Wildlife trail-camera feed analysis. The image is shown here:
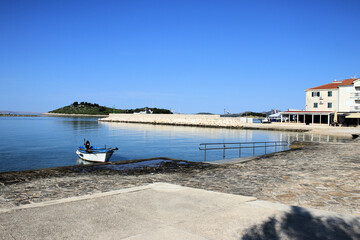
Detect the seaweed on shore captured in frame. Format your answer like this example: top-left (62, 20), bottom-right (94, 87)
top-left (0, 159), bottom-right (218, 186)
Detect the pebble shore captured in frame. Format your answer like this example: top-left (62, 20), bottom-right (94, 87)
top-left (1, 140), bottom-right (359, 216)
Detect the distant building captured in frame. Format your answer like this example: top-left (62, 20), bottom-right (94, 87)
top-left (305, 78), bottom-right (360, 112)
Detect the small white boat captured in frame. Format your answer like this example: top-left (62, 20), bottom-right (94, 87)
top-left (261, 118), bottom-right (271, 124)
top-left (76, 140), bottom-right (118, 162)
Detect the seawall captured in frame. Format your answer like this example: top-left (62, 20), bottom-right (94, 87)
top-left (98, 114), bottom-right (313, 132)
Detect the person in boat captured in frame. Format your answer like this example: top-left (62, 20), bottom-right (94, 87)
top-left (85, 140), bottom-right (93, 153)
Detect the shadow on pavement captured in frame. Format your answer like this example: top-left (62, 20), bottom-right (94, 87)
top-left (242, 206), bottom-right (360, 240)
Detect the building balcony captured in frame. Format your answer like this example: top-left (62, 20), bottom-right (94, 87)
top-left (350, 92), bottom-right (360, 99)
top-left (350, 105), bottom-right (360, 111)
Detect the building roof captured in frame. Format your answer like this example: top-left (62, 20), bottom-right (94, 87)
top-left (339, 78), bottom-right (359, 86)
top-left (307, 82), bottom-right (341, 90)
top-left (307, 78), bottom-right (360, 90)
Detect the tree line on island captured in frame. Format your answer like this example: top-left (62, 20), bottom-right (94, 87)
top-left (49, 102), bottom-right (277, 117)
top-left (49, 102), bottom-right (173, 115)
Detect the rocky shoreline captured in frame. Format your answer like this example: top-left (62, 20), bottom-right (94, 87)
top-left (1, 140), bottom-right (359, 216)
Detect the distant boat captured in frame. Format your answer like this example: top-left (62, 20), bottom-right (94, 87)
top-left (76, 140), bottom-right (118, 162)
top-left (261, 118), bottom-right (271, 124)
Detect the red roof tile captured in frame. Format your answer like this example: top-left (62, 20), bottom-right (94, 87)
top-left (339, 78), bottom-right (359, 86)
top-left (307, 78), bottom-right (360, 90)
top-left (307, 82), bottom-right (341, 90)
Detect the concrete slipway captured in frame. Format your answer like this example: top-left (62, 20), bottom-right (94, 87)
top-left (1, 183), bottom-right (359, 240)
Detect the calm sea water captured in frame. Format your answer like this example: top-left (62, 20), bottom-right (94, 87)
top-left (0, 116), bottom-right (348, 172)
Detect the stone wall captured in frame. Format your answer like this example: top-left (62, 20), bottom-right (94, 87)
top-left (99, 114), bottom-right (257, 127)
top-left (98, 114), bottom-right (310, 132)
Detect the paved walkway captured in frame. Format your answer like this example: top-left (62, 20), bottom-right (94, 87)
top-left (1, 183), bottom-right (359, 240)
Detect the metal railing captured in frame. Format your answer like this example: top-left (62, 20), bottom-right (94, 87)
top-left (199, 141), bottom-right (289, 161)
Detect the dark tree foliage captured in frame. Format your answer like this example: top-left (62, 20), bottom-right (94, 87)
top-left (240, 111), bottom-right (266, 117)
top-left (152, 108), bottom-right (172, 114)
top-left (131, 107), bottom-right (172, 114)
top-left (50, 102), bottom-right (172, 115)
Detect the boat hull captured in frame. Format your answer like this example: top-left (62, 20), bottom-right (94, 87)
top-left (76, 149), bottom-right (114, 162)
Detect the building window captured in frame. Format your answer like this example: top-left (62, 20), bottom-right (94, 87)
top-left (328, 91), bottom-right (332, 97)
top-left (328, 102), bottom-right (332, 108)
top-left (312, 92), bottom-right (320, 97)
top-left (314, 103), bottom-right (318, 108)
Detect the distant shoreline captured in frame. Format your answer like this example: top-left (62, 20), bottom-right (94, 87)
top-left (42, 113), bottom-right (109, 117)
top-left (0, 114), bottom-right (42, 117)
top-left (0, 113), bottom-right (109, 117)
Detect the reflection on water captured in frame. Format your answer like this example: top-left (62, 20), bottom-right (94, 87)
top-left (0, 117), bottom-right (352, 172)
top-left (76, 158), bottom-right (95, 165)
top-left (101, 122), bottom-right (254, 139)
top-left (287, 132), bottom-right (346, 143)
top-left (99, 122), bottom-right (351, 163)
top-left (101, 122), bottom-right (349, 143)
top-left (59, 118), bottom-right (100, 131)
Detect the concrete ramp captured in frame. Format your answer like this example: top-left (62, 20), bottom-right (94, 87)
top-left (0, 183), bottom-right (359, 240)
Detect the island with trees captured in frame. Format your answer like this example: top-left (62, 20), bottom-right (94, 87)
top-left (48, 102), bottom-right (173, 115)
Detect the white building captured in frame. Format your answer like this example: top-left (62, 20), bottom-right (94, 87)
top-left (280, 77), bottom-right (360, 126)
top-left (338, 78), bottom-right (360, 112)
top-left (305, 78), bottom-right (360, 112)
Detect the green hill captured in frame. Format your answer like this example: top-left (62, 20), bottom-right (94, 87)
top-left (49, 102), bottom-right (172, 115)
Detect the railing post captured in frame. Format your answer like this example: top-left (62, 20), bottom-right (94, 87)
top-left (204, 145), bottom-right (207, 162)
top-left (239, 143), bottom-right (241, 158)
top-left (265, 142), bottom-right (267, 154)
top-left (223, 143), bottom-right (225, 159)
top-left (200, 141), bottom-right (289, 163)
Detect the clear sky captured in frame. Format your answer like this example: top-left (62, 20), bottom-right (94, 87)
top-left (1, 0), bottom-right (359, 113)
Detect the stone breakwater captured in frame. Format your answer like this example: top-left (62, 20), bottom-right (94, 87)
top-left (99, 114), bottom-right (313, 132)
top-left (99, 114), bottom-right (360, 137)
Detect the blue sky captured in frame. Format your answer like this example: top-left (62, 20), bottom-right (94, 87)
top-left (1, 0), bottom-right (359, 113)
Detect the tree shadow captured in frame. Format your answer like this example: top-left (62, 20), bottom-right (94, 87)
top-left (242, 206), bottom-right (360, 240)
